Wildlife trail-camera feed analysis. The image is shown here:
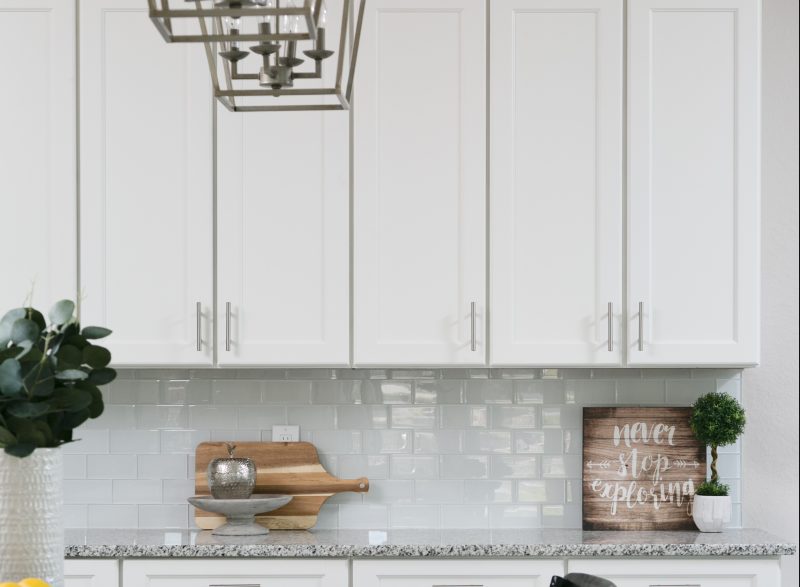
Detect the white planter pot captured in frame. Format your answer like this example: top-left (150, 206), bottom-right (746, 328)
top-left (0, 448), bottom-right (64, 587)
top-left (692, 494), bottom-right (732, 533)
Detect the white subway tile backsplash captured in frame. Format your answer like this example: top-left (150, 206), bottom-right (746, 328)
top-left (414, 430), bottom-right (462, 454)
top-left (440, 455), bottom-right (488, 479)
top-left (441, 505), bottom-right (488, 529)
top-left (337, 405), bottom-right (389, 429)
top-left (138, 454), bottom-right (188, 480)
top-left (110, 429), bottom-right (160, 454)
top-left (414, 480), bottom-right (464, 504)
top-left (464, 480), bottom-right (513, 504)
top-left (113, 480), bottom-right (162, 504)
top-left (87, 454), bottom-right (137, 479)
top-left (390, 455), bottom-right (439, 479)
top-left (391, 406), bottom-right (437, 428)
top-left (88, 505), bottom-right (138, 528)
top-left (490, 406), bottom-right (538, 429)
top-left (67, 368), bottom-right (743, 530)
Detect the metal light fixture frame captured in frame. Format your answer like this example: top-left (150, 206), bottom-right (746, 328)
top-left (148, 0), bottom-right (366, 112)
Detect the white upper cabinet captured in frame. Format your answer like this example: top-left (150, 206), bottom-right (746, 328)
top-left (0, 0), bottom-right (76, 312)
top-left (490, 0), bottom-right (623, 366)
top-left (628, 0), bottom-right (760, 366)
top-left (353, 0), bottom-right (487, 366)
top-left (217, 27), bottom-right (350, 366)
top-left (80, 0), bottom-right (213, 365)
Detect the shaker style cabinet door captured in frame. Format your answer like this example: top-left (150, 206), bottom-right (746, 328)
top-left (65, 560), bottom-right (119, 587)
top-left (568, 558), bottom-right (781, 586)
top-left (353, 0), bottom-right (487, 366)
top-left (216, 0), bottom-right (349, 367)
top-left (79, 0), bottom-right (213, 365)
top-left (122, 559), bottom-right (349, 586)
top-left (353, 560), bottom-right (566, 587)
top-left (490, 0), bottom-right (623, 366)
top-left (627, 0), bottom-right (760, 366)
top-left (0, 0), bottom-right (76, 312)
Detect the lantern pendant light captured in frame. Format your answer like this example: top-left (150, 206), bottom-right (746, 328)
top-left (148, 0), bottom-right (366, 112)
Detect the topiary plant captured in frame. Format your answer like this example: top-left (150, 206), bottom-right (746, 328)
top-left (0, 300), bottom-right (115, 458)
top-left (689, 391), bottom-right (746, 496)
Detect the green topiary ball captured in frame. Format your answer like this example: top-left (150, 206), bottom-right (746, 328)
top-left (690, 391), bottom-right (746, 447)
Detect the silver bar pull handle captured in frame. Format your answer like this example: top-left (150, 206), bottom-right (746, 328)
top-left (225, 302), bottom-right (232, 352)
top-left (196, 302), bottom-right (202, 352)
top-left (470, 301), bottom-right (477, 352)
top-left (607, 301), bottom-right (613, 352)
top-left (209, 584), bottom-right (261, 587)
top-left (638, 301), bottom-right (644, 351)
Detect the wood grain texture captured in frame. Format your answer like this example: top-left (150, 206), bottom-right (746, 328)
top-left (582, 407), bottom-right (705, 531)
top-left (194, 442), bottom-right (369, 530)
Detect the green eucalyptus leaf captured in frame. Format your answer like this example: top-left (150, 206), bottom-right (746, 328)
top-left (65, 335), bottom-right (89, 350)
top-left (48, 388), bottom-right (93, 413)
top-left (55, 369), bottom-right (89, 382)
top-left (83, 345), bottom-right (111, 368)
top-left (25, 308), bottom-right (47, 331)
top-left (48, 300), bottom-right (75, 326)
top-left (57, 344), bottom-right (83, 369)
top-left (7, 400), bottom-right (50, 418)
top-left (4, 443), bottom-right (36, 458)
top-left (88, 367), bottom-right (116, 386)
top-left (0, 426), bottom-right (15, 446)
top-left (81, 326), bottom-right (112, 340)
top-left (27, 363), bottom-right (55, 398)
top-left (0, 308), bottom-right (26, 346)
top-left (0, 358), bottom-right (23, 396)
top-left (31, 420), bottom-right (54, 445)
top-left (62, 408), bottom-right (90, 430)
top-left (10, 319), bottom-right (39, 344)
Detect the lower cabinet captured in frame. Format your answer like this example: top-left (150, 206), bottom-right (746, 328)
top-left (121, 560), bottom-right (348, 587)
top-left (65, 560), bottom-right (119, 587)
top-left (353, 560), bottom-right (564, 586)
top-left (568, 559), bottom-right (781, 587)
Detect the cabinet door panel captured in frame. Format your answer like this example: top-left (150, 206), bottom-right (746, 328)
top-left (123, 559), bottom-right (348, 587)
top-left (80, 0), bottom-right (213, 365)
top-left (490, 0), bottom-right (623, 366)
top-left (0, 0), bottom-right (76, 312)
top-left (628, 0), bottom-right (760, 365)
top-left (568, 558), bottom-right (781, 587)
top-left (354, 0), bottom-right (486, 366)
top-left (217, 6), bottom-right (349, 367)
top-left (65, 560), bottom-right (119, 587)
top-left (353, 560), bottom-right (565, 587)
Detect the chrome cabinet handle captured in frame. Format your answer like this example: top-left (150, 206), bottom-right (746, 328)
top-left (196, 302), bottom-right (202, 352)
top-left (607, 301), bottom-right (613, 352)
top-left (225, 302), bottom-right (232, 352)
top-left (470, 301), bottom-right (477, 352)
top-left (432, 584), bottom-right (483, 587)
top-left (209, 584), bottom-right (260, 587)
top-left (638, 301), bottom-right (644, 351)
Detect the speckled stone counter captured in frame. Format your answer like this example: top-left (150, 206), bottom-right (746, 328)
top-left (64, 528), bottom-right (796, 559)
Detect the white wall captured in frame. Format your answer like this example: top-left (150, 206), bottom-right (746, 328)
top-left (743, 0), bottom-right (800, 585)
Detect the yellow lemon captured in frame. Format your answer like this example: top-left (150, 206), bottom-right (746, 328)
top-left (19, 580), bottom-right (50, 587)
top-left (0, 582), bottom-right (20, 587)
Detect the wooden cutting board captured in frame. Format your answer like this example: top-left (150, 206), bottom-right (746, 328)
top-left (194, 441), bottom-right (369, 530)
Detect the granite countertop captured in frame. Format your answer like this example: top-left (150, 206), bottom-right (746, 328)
top-left (64, 528), bottom-right (796, 559)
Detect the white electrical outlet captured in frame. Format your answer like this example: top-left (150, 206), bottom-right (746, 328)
top-left (272, 425), bottom-right (300, 442)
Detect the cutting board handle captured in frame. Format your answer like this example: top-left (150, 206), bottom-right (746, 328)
top-left (336, 476), bottom-right (370, 493)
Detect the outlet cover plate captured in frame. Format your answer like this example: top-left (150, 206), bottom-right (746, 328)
top-left (272, 425), bottom-right (300, 442)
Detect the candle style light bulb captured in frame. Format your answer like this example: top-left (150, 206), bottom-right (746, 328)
top-left (303, 0), bottom-right (333, 61)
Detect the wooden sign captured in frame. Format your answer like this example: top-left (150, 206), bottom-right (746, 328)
top-left (582, 407), bottom-right (705, 531)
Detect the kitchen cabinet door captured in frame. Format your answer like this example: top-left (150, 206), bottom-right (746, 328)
top-left (65, 560), bottom-right (119, 587)
top-left (353, 560), bottom-right (565, 586)
top-left (353, 0), bottom-right (487, 366)
top-left (122, 559), bottom-right (348, 586)
top-left (490, 0), bottom-right (623, 366)
top-left (628, 0), bottom-right (760, 366)
top-left (0, 0), bottom-right (76, 312)
top-left (79, 0), bottom-right (213, 366)
top-left (216, 3), bottom-right (349, 366)
top-left (568, 558), bottom-right (781, 587)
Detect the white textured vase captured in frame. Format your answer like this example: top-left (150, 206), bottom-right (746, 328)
top-left (0, 448), bottom-right (64, 587)
top-left (692, 494), bottom-right (732, 532)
